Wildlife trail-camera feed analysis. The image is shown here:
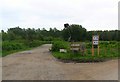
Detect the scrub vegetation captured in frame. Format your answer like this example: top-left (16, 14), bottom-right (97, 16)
top-left (52, 41), bottom-right (119, 62)
top-left (1, 24), bottom-right (119, 60)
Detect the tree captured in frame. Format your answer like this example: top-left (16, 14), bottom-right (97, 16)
top-left (62, 24), bottom-right (87, 42)
top-left (26, 28), bottom-right (36, 41)
top-left (1, 25), bottom-right (119, 42)
top-left (1, 30), bottom-right (8, 41)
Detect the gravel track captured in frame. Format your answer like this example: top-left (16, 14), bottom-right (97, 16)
top-left (2, 44), bottom-right (118, 80)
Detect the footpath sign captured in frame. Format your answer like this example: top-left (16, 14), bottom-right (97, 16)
top-left (92, 35), bottom-right (99, 56)
top-left (70, 43), bottom-right (80, 51)
top-left (92, 35), bottom-right (99, 47)
top-left (70, 42), bottom-right (86, 55)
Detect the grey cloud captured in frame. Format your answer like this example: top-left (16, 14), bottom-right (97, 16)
top-left (0, 0), bottom-right (119, 31)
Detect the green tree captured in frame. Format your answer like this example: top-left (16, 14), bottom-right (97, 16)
top-left (62, 24), bottom-right (87, 42)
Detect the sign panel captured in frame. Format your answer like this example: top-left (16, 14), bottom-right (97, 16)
top-left (93, 41), bottom-right (98, 45)
top-left (70, 48), bottom-right (79, 51)
top-left (93, 35), bottom-right (99, 41)
top-left (92, 35), bottom-right (99, 46)
top-left (71, 44), bottom-right (80, 47)
top-left (70, 43), bottom-right (80, 51)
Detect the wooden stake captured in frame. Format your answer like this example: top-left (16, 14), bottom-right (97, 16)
top-left (98, 46), bottom-right (99, 56)
top-left (92, 45), bottom-right (94, 56)
top-left (92, 34), bottom-right (94, 56)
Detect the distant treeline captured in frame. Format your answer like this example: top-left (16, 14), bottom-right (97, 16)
top-left (1, 24), bottom-right (120, 41)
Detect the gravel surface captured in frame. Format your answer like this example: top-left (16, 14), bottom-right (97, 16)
top-left (2, 44), bottom-right (118, 80)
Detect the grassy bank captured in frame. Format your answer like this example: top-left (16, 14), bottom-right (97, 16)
top-left (2, 40), bottom-right (52, 57)
top-left (52, 41), bottom-right (119, 62)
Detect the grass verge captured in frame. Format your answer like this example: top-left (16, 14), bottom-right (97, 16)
top-left (2, 40), bottom-right (52, 57)
top-left (52, 51), bottom-right (118, 63)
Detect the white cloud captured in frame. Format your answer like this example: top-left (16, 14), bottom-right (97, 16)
top-left (0, 0), bottom-right (119, 31)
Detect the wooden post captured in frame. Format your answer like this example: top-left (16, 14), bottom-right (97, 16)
top-left (92, 35), bottom-right (94, 56)
top-left (92, 45), bottom-right (94, 56)
top-left (98, 35), bottom-right (99, 56)
top-left (98, 46), bottom-right (99, 56)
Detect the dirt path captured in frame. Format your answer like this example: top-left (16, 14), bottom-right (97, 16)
top-left (2, 44), bottom-right (118, 80)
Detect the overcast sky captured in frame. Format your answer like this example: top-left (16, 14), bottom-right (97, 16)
top-left (0, 0), bottom-right (119, 31)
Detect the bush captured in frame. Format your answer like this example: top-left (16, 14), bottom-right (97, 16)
top-left (24, 40), bottom-right (53, 47)
top-left (2, 41), bottom-right (25, 51)
top-left (43, 36), bottom-right (53, 41)
top-left (51, 41), bottom-right (69, 51)
top-left (25, 40), bottom-right (43, 47)
top-left (2, 40), bottom-right (49, 57)
top-left (86, 42), bottom-right (92, 48)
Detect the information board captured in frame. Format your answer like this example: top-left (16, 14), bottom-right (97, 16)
top-left (92, 35), bottom-right (99, 45)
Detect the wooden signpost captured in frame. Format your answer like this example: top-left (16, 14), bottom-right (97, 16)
top-left (70, 42), bottom-right (80, 53)
top-left (92, 35), bottom-right (99, 56)
top-left (70, 42), bottom-right (85, 55)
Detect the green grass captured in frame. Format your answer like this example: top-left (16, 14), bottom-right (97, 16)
top-left (2, 47), bottom-right (32, 57)
top-left (52, 41), bottom-right (119, 62)
top-left (51, 41), bottom-right (70, 51)
top-left (52, 52), bottom-right (106, 62)
top-left (2, 40), bottom-right (52, 57)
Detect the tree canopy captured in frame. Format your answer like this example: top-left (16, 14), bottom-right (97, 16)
top-left (1, 24), bottom-right (119, 41)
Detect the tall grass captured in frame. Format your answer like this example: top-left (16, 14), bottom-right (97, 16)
top-left (2, 40), bottom-right (52, 57)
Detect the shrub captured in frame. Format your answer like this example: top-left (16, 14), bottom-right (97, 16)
top-left (2, 40), bottom-right (48, 57)
top-left (27, 40), bottom-right (43, 47)
top-left (86, 42), bottom-right (92, 48)
top-left (2, 41), bottom-right (25, 51)
top-left (51, 41), bottom-right (69, 51)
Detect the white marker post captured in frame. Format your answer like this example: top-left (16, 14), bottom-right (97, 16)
top-left (92, 35), bottom-right (99, 56)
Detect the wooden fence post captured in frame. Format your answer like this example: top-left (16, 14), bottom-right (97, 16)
top-left (98, 46), bottom-right (100, 56)
top-left (92, 45), bottom-right (94, 56)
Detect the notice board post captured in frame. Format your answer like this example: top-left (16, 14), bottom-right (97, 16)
top-left (92, 35), bottom-right (99, 56)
